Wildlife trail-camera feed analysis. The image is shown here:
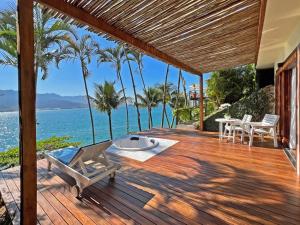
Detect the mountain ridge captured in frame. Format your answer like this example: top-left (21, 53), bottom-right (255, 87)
top-left (0, 89), bottom-right (88, 112)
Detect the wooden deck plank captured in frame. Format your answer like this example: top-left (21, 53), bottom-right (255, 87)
top-left (1, 129), bottom-right (300, 225)
top-left (37, 162), bottom-right (132, 225)
top-left (113, 160), bottom-right (300, 225)
top-left (3, 166), bottom-right (65, 225)
top-left (1, 166), bottom-right (60, 225)
top-left (5, 167), bottom-right (52, 225)
top-left (0, 171), bottom-right (20, 224)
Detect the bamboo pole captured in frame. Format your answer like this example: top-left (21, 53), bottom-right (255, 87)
top-left (17, 0), bottom-right (37, 224)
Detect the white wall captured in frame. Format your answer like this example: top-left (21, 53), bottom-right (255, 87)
top-left (257, 0), bottom-right (300, 69)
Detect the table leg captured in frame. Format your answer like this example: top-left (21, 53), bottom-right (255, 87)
top-left (233, 127), bottom-right (236, 143)
top-left (249, 128), bottom-right (254, 147)
top-left (219, 122), bottom-right (223, 140)
top-left (241, 130), bottom-right (244, 144)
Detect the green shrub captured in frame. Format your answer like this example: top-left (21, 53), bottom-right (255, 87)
top-left (174, 107), bottom-right (200, 123)
top-left (0, 136), bottom-right (80, 169)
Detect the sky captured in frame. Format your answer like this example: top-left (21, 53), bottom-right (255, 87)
top-left (0, 0), bottom-right (211, 97)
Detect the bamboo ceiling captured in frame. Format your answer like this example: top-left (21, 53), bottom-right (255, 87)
top-left (40, 0), bottom-right (263, 74)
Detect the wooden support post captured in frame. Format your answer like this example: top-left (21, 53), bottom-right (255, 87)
top-left (199, 74), bottom-right (204, 131)
top-left (17, 0), bottom-right (37, 224)
top-left (296, 46), bottom-right (300, 176)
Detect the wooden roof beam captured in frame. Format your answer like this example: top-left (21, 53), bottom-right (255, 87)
top-left (36, 0), bottom-right (202, 76)
top-left (255, 0), bottom-right (267, 64)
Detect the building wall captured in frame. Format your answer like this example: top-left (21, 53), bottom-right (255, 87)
top-left (274, 23), bottom-right (300, 71)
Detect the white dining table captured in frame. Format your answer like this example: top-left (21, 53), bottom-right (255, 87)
top-left (215, 118), bottom-right (241, 140)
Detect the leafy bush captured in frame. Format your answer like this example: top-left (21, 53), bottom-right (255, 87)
top-left (174, 107), bottom-right (200, 123)
top-left (0, 136), bottom-right (80, 169)
top-left (205, 101), bottom-right (216, 116)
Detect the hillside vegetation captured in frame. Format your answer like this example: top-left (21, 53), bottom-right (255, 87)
top-left (0, 136), bottom-right (80, 169)
top-left (204, 85), bottom-right (275, 131)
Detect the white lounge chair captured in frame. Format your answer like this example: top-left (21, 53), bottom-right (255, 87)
top-left (231, 114), bottom-right (253, 143)
top-left (243, 114), bottom-right (280, 147)
top-left (45, 140), bottom-right (121, 198)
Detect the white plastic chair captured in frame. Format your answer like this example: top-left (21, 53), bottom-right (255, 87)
top-left (224, 115), bottom-right (252, 141)
top-left (232, 114), bottom-right (252, 143)
top-left (244, 114), bottom-right (280, 147)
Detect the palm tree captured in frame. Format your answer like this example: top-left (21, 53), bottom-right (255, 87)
top-left (0, 4), bottom-right (76, 84)
top-left (157, 81), bottom-right (175, 128)
top-left (123, 46), bottom-right (142, 131)
top-left (129, 51), bottom-right (146, 92)
top-left (160, 64), bottom-right (170, 128)
top-left (96, 45), bottom-right (130, 133)
top-left (92, 81), bottom-right (123, 140)
top-left (129, 50), bottom-right (153, 128)
top-left (180, 72), bottom-right (189, 107)
top-left (171, 69), bottom-right (182, 128)
top-left (0, 6), bottom-right (17, 67)
top-left (137, 87), bottom-right (161, 129)
top-left (64, 35), bottom-right (96, 144)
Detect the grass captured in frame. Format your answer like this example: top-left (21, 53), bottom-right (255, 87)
top-left (0, 136), bottom-right (80, 169)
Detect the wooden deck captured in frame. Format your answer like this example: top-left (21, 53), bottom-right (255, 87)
top-left (1, 129), bottom-right (300, 225)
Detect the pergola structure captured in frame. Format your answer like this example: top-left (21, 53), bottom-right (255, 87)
top-left (17, 0), bottom-right (266, 224)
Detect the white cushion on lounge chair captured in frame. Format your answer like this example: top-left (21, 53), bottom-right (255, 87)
top-left (48, 147), bottom-right (80, 165)
top-left (253, 128), bottom-right (269, 134)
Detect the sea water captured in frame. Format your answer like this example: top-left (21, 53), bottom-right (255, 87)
top-left (0, 105), bottom-right (173, 151)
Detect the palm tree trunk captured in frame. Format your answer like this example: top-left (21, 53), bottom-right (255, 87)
top-left (138, 64), bottom-right (147, 92)
top-left (82, 68), bottom-right (96, 144)
top-left (147, 106), bottom-right (151, 129)
top-left (165, 107), bottom-right (171, 127)
top-left (181, 72), bottom-right (188, 107)
top-left (171, 69), bottom-right (181, 128)
top-left (149, 107), bottom-right (153, 128)
top-left (108, 111), bottom-right (113, 140)
top-left (125, 51), bottom-right (142, 131)
top-left (138, 64), bottom-right (152, 127)
top-left (35, 59), bottom-right (39, 90)
top-left (118, 71), bottom-right (130, 134)
top-left (161, 64), bottom-right (169, 128)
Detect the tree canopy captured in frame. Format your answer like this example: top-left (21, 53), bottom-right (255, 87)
top-left (206, 64), bottom-right (256, 110)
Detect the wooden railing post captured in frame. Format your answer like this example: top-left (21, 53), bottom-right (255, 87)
top-left (17, 0), bottom-right (37, 224)
top-left (199, 74), bottom-right (204, 131)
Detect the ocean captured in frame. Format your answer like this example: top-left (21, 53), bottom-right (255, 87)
top-left (0, 105), bottom-right (173, 151)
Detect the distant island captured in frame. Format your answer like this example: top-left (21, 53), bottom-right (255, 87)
top-left (0, 90), bottom-right (88, 112)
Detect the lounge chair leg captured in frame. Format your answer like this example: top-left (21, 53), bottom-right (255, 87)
top-left (273, 129), bottom-right (278, 148)
top-left (47, 161), bottom-right (52, 171)
top-left (109, 172), bottom-right (116, 182)
top-left (72, 183), bottom-right (83, 198)
top-left (233, 129), bottom-right (236, 143)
